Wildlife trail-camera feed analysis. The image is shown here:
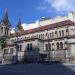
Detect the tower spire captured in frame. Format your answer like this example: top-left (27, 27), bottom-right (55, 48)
top-left (2, 8), bottom-right (11, 26)
top-left (16, 18), bottom-right (24, 31)
top-left (3, 8), bottom-right (8, 22)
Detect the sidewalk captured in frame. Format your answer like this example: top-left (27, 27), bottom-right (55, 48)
top-left (62, 63), bottom-right (75, 66)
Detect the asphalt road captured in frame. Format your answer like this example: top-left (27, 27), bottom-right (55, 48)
top-left (0, 63), bottom-right (75, 75)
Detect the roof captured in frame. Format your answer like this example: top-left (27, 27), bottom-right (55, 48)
top-left (11, 20), bottom-right (75, 37)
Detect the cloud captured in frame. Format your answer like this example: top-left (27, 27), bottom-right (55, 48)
top-left (22, 21), bottom-right (39, 30)
top-left (11, 21), bottom-right (40, 33)
top-left (37, 0), bottom-right (75, 13)
top-left (11, 28), bottom-right (15, 33)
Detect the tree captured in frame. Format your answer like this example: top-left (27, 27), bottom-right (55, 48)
top-left (0, 37), bottom-right (7, 49)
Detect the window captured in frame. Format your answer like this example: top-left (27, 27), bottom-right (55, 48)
top-left (10, 48), bottom-right (13, 54)
top-left (60, 42), bottom-right (63, 49)
top-left (43, 34), bottom-right (44, 39)
top-left (66, 28), bottom-right (69, 36)
top-left (52, 32), bottom-right (54, 38)
top-left (41, 34), bottom-right (42, 39)
top-left (45, 44), bottom-right (48, 51)
top-left (49, 43), bottom-right (51, 50)
top-left (19, 45), bottom-right (22, 51)
top-left (62, 30), bottom-right (64, 36)
top-left (27, 44), bottom-right (29, 50)
top-left (30, 43), bottom-right (32, 50)
top-left (4, 49), bottom-right (8, 54)
top-left (5, 27), bottom-right (8, 35)
top-left (56, 42), bottom-right (60, 50)
top-left (27, 43), bottom-right (33, 51)
top-left (55, 31), bottom-right (58, 37)
top-left (59, 31), bottom-right (62, 37)
top-left (36, 34), bottom-right (38, 38)
top-left (66, 28), bottom-right (68, 32)
top-left (45, 43), bottom-right (51, 51)
top-left (55, 31), bottom-right (57, 34)
top-left (50, 33), bottom-right (51, 38)
top-left (39, 35), bottom-right (41, 39)
top-left (52, 43), bottom-right (55, 50)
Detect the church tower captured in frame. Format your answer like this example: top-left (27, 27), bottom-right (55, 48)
top-left (16, 18), bottom-right (24, 32)
top-left (0, 8), bottom-right (11, 37)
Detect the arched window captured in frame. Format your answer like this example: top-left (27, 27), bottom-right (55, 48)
top-left (55, 31), bottom-right (58, 37)
top-left (55, 31), bottom-right (57, 34)
top-left (46, 33), bottom-right (48, 36)
top-left (18, 45), bottom-right (22, 51)
top-left (5, 27), bottom-right (8, 35)
top-left (49, 43), bottom-right (51, 50)
top-left (39, 35), bottom-right (40, 39)
top-left (27, 44), bottom-right (29, 51)
top-left (60, 42), bottom-right (63, 49)
top-left (27, 43), bottom-right (33, 51)
top-left (43, 34), bottom-right (44, 39)
top-left (36, 34), bottom-right (38, 38)
top-left (59, 31), bottom-right (61, 37)
top-left (56, 42), bottom-right (60, 50)
top-left (52, 32), bottom-right (54, 38)
top-left (62, 30), bottom-right (64, 36)
top-left (52, 43), bottom-right (55, 50)
top-left (66, 28), bottom-right (69, 36)
top-left (45, 44), bottom-right (48, 51)
top-left (41, 34), bottom-right (42, 39)
top-left (50, 33), bottom-right (51, 38)
top-left (45, 43), bottom-right (51, 51)
top-left (30, 43), bottom-right (32, 50)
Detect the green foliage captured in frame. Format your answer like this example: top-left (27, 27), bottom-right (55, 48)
top-left (0, 37), bottom-right (7, 49)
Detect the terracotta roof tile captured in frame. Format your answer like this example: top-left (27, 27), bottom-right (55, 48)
top-left (11, 20), bottom-right (74, 37)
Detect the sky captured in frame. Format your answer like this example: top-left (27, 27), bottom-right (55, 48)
top-left (0, 0), bottom-right (75, 28)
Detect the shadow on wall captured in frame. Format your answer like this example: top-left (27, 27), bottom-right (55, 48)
top-left (20, 46), bottom-right (40, 63)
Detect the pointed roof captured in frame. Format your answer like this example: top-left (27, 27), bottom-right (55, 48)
top-left (16, 18), bottom-right (24, 31)
top-left (0, 8), bottom-right (11, 27)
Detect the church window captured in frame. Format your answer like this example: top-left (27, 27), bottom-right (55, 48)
top-left (62, 30), bottom-right (64, 36)
top-left (60, 42), bottom-right (63, 49)
top-left (56, 42), bottom-right (60, 50)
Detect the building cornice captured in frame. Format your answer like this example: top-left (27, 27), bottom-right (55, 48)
top-left (10, 20), bottom-right (75, 38)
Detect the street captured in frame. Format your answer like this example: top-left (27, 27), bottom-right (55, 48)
top-left (0, 63), bottom-right (75, 75)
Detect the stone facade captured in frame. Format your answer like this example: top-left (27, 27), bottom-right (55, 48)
top-left (1, 20), bottom-right (75, 64)
top-left (0, 10), bottom-right (75, 64)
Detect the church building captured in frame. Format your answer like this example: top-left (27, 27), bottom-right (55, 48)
top-left (0, 9), bottom-right (75, 64)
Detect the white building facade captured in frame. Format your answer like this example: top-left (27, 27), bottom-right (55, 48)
top-left (0, 11), bottom-right (75, 64)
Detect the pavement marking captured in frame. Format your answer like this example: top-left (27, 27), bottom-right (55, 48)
top-left (3, 70), bottom-right (27, 73)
